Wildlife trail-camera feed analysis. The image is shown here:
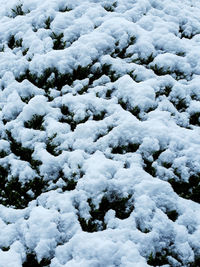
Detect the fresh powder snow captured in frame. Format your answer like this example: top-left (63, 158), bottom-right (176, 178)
top-left (0, 0), bottom-right (200, 266)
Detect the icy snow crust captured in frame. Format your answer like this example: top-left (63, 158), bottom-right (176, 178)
top-left (0, 0), bottom-right (200, 266)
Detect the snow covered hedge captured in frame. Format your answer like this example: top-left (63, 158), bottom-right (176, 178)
top-left (0, 0), bottom-right (200, 266)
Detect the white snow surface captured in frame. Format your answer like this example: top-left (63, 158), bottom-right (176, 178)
top-left (0, 0), bottom-right (200, 266)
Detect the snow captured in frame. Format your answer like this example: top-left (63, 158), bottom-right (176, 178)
top-left (0, 249), bottom-right (22, 267)
top-left (0, 0), bottom-right (200, 266)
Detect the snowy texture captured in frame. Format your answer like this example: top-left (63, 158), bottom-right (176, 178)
top-left (0, 0), bottom-right (200, 266)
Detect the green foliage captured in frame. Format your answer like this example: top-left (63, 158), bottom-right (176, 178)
top-left (51, 32), bottom-right (66, 50)
top-left (7, 35), bottom-right (23, 49)
top-left (156, 85), bottom-right (172, 98)
top-left (118, 98), bottom-right (140, 118)
top-left (21, 95), bottom-right (34, 104)
top-left (0, 138), bottom-right (45, 209)
top-left (5, 130), bottom-right (42, 173)
top-left (0, 150), bottom-right (8, 158)
top-left (11, 3), bottom-right (24, 17)
top-left (178, 25), bottom-right (196, 39)
top-left (104, 2), bottom-right (117, 12)
top-left (0, 162), bottom-right (47, 209)
top-left (0, 165), bottom-right (8, 181)
top-left (171, 97), bottom-right (188, 112)
top-left (161, 161), bottom-right (172, 169)
top-left (105, 89), bottom-right (113, 99)
top-left (22, 47), bottom-right (29, 56)
top-left (16, 61), bottom-right (120, 94)
top-left (77, 85), bottom-right (88, 95)
top-left (130, 106), bottom-right (141, 117)
top-left (151, 64), bottom-right (187, 80)
top-left (150, 64), bottom-right (171, 76)
top-left (60, 105), bottom-right (69, 115)
top-left (189, 257), bottom-right (200, 267)
top-left (30, 159), bottom-right (42, 173)
top-left (147, 252), bottom-right (169, 266)
top-left (60, 108), bottom-right (92, 131)
top-left (17, 67), bottom-right (70, 91)
top-left (62, 179), bottom-right (77, 191)
top-left (73, 65), bottom-right (91, 81)
top-left (176, 51), bottom-right (186, 57)
top-left (153, 149), bottom-right (165, 160)
top-left (141, 149), bottom-right (165, 177)
top-left (147, 247), bottom-right (200, 266)
top-left (190, 112), bottom-right (200, 126)
top-left (1, 177), bottom-right (32, 208)
top-left (44, 17), bottom-right (52, 29)
top-left (1, 247), bottom-right (9, 251)
top-left (15, 38), bottom-right (23, 47)
top-left (168, 174), bottom-right (200, 203)
top-left (130, 36), bottom-right (136, 45)
top-left (112, 142), bottom-right (139, 154)
top-left (111, 36), bottom-right (136, 59)
top-left (166, 210), bottom-right (178, 221)
top-left (112, 46), bottom-right (127, 59)
top-left (7, 35), bottom-right (15, 49)
top-left (90, 63), bottom-right (119, 84)
top-left (143, 158), bottom-right (156, 177)
top-left (50, 169), bottom-right (83, 192)
top-left (93, 125), bottom-right (114, 142)
top-left (191, 92), bottom-right (200, 101)
top-left (59, 6), bottom-right (72, 12)
top-left (0, 45), bottom-right (4, 52)
top-left (92, 110), bottom-right (106, 121)
top-left (24, 115), bottom-right (44, 130)
top-left (173, 69), bottom-right (187, 80)
top-left (0, 160), bottom-right (44, 209)
top-left (23, 253), bottom-right (51, 267)
top-left (139, 53), bottom-right (155, 65)
top-left (46, 134), bottom-right (61, 156)
top-left (6, 130), bottom-right (34, 162)
top-left (79, 193), bottom-right (134, 232)
top-left (59, 113), bottom-right (76, 131)
top-left (127, 71), bottom-right (138, 82)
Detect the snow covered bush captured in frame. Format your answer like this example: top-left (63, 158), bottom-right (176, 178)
top-left (0, 0), bottom-right (200, 266)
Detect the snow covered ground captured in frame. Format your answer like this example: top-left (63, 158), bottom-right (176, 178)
top-left (0, 0), bottom-right (200, 266)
